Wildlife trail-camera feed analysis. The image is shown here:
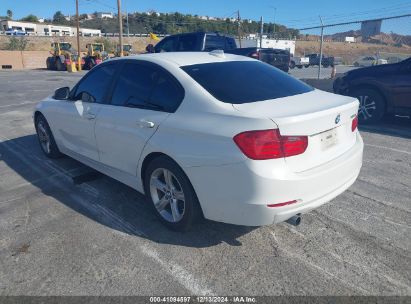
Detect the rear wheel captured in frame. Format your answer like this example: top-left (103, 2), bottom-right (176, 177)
top-left (46, 57), bottom-right (52, 70)
top-left (351, 88), bottom-right (385, 124)
top-left (297, 65), bottom-right (303, 69)
top-left (144, 156), bottom-right (202, 231)
top-left (35, 114), bottom-right (62, 158)
top-left (304, 64), bottom-right (310, 68)
top-left (56, 58), bottom-right (65, 71)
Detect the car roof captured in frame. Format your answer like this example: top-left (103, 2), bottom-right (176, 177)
top-left (110, 52), bottom-right (254, 67)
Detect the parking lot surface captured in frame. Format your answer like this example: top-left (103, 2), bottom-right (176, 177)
top-left (0, 70), bottom-right (410, 296)
top-left (289, 65), bottom-right (358, 79)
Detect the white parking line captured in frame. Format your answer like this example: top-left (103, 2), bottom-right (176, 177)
top-left (365, 143), bottom-right (411, 155)
top-left (0, 101), bottom-right (38, 108)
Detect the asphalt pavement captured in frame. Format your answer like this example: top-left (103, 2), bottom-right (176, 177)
top-left (0, 70), bottom-right (410, 296)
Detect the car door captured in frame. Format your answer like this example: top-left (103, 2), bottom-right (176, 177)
top-left (94, 60), bottom-right (184, 176)
top-left (49, 62), bottom-right (119, 161)
top-left (384, 59), bottom-right (411, 109)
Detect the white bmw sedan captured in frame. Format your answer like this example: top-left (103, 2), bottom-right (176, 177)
top-left (34, 52), bottom-right (363, 231)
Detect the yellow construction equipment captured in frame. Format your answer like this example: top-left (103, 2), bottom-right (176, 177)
top-left (46, 42), bottom-right (83, 71)
top-left (114, 44), bottom-right (133, 57)
top-left (83, 43), bottom-right (109, 70)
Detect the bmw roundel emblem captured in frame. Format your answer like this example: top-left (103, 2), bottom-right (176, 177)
top-left (335, 114), bottom-right (341, 124)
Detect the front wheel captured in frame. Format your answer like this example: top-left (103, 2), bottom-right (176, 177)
top-left (144, 156), bottom-right (202, 231)
top-left (35, 115), bottom-right (62, 158)
top-left (351, 88), bottom-right (385, 124)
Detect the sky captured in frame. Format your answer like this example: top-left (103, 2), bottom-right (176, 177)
top-left (2, 0), bottom-right (410, 35)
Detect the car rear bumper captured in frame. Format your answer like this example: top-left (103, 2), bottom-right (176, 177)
top-left (185, 132), bottom-right (363, 226)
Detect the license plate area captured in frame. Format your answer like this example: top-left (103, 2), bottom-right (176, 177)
top-left (320, 128), bottom-right (338, 150)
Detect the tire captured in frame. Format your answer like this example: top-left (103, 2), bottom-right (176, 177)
top-left (88, 58), bottom-right (96, 69)
top-left (56, 58), bottom-right (66, 71)
top-left (46, 57), bottom-right (52, 70)
top-left (143, 156), bottom-right (202, 231)
top-left (289, 61), bottom-right (296, 69)
top-left (304, 64), bottom-right (310, 68)
top-left (297, 65), bottom-right (303, 69)
top-left (351, 88), bottom-right (385, 124)
top-left (35, 114), bottom-right (63, 158)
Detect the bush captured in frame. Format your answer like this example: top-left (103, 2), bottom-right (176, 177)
top-left (6, 37), bottom-right (28, 51)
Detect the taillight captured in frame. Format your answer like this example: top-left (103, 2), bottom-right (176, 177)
top-left (352, 115), bottom-right (358, 132)
top-left (250, 51), bottom-right (260, 60)
top-left (233, 129), bottom-right (308, 160)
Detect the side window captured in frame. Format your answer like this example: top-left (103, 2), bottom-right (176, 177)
top-left (204, 35), bottom-right (226, 51)
top-left (110, 63), bottom-right (157, 107)
top-left (176, 34), bottom-right (197, 51)
top-left (150, 71), bottom-right (184, 112)
top-left (73, 63), bottom-right (117, 103)
top-left (110, 62), bottom-right (184, 112)
top-left (155, 37), bottom-right (176, 52)
top-left (225, 37), bottom-right (236, 50)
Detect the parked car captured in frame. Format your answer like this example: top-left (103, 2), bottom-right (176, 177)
top-left (226, 47), bottom-right (290, 72)
top-left (353, 56), bottom-right (387, 67)
top-left (334, 57), bottom-right (411, 123)
top-left (34, 52), bottom-right (363, 231)
top-left (306, 53), bottom-right (343, 67)
top-left (148, 31), bottom-right (290, 71)
top-left (290, 56), bottom-right (310, 69)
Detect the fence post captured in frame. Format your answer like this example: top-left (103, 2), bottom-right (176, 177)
top-left (318, 16), bottom-right (324, 80)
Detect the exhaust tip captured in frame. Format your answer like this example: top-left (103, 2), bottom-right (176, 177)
top-left (286, 214), bottom-right (301, 226)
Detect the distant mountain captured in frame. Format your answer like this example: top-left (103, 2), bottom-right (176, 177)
top-left (324, 30), bottom-right (411, 47)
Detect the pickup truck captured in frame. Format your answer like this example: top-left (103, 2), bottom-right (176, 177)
top-left (290, 56), bottom-right (310, 69)
top-left (306, 53), bottom-right (343, 68)
top-left (148, 32), bottom-right (290, 72)
top-left (225, 47), bottom-right (290, 72)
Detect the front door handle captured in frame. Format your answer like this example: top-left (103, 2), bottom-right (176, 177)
top-left (138, 120), bottom-right (155, 128)
top-left (85, 113), bottom-right (96, 120)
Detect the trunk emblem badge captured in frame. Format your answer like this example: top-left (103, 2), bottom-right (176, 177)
top-left (335, 114), bottom-right (341, 124)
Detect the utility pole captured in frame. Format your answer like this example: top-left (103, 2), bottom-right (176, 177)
top-left (318, 16), bottom-right (324, 80)
top-left (237, 10), bottom-right (242, 48)
top-left (75, 0), bottom-right (81, 70)
top-left (117, 0), bottom-right (123, 56)
top-left (273, 7), bottom-right (277, 38)
top-left (260, 16), bottom-right (263, 48)
top-left (126, 10), bottom-right (129, 37)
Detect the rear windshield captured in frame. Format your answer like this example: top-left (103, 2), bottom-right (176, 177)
top-left (181, 61), bottom-right (313, 104)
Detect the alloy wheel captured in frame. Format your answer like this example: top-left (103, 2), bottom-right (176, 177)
top-left (149, 168), bottom-right (185, 223)
top-left (37, 121), bottom-right (51, 154)
top-left (358, 95), bottom-right (377, 120)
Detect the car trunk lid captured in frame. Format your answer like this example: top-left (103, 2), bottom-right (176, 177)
top-left (233, 89), bottom-right (359, 172)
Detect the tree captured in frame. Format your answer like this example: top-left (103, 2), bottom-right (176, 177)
top-left (20, 14), bottom-right (39, 23)
top-left (6, 9), bottom-right (12, 20)
top-left (53, 11), bottom-right (67, 24)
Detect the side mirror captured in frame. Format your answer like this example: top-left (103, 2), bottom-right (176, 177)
top-left (53, 87), bottom-right (70, 100)
top-left (81, 92), bottom-right (96, 103)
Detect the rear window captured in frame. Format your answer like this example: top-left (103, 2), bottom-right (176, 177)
top-left (181, 61), bottom-right (313, 104)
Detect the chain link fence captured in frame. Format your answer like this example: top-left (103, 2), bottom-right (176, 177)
top-left (290, 14), bottom-right (411, 79)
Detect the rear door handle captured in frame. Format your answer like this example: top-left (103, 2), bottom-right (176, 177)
top-left (138, 120), bottom-right (155, 128)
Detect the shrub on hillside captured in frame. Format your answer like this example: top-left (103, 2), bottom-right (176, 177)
top-left (6, 37), bottom-right (28, 51)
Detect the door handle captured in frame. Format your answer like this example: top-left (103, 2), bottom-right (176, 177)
top-left (138, 120), bottom-right (155, 128)
top-left (85, 113), bottom-right (96, 120)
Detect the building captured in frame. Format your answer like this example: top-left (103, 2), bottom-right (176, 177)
top-left (0, 20), bottom-right (101, 37)
top-left (1, 20), bottom-right (37, 34)
top-left (96, 12), bottom-right (113, 19)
